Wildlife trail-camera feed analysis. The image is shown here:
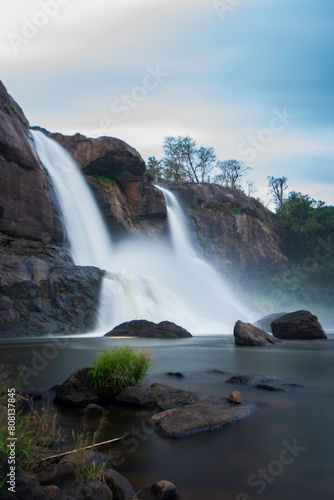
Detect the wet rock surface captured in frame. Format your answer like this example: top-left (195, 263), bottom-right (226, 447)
top-left (0, 255), bottom-right (104, 337)
top-left (226, 374), bottom-right (281, 386)
top-left (54, 368), bottom-right (101, 407)
top-left (105, 320), bottom-right (192, 339)
top-left (271, 310), bottom-right (327, 340)
top-left (234, 320), bottom-right (281, 346)
top-left (150, 397), bottom-right (257, 438)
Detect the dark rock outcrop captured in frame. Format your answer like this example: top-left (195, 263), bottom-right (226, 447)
top-left (0, 255), bottom-right (104, 336)
top-left (117, 383), bottom-right (257, 438)
top-left (163, 183), bottom-right (285, 276)
top-left (253, 312), bottom-right (286, 333)
top-left (54, 368), bottom-right (100, 407)
top-left (105, 320), bottom-right (192, 338)
top-left (234, 320), bottom-right (281, 346)
top-left (103, 469), bottom-right (137, 500)
top-left (116, 384), bottom-right (207, 411)
top-left (151, 481), bottom-right (179, 499)
top-left (226, 374), bottom-right (281, 386)
top-left (53, 480), bottom-right (114, 500)
top-left (256, 384), bottom-right (288, 392)
top-left (271, 310), bottom-right (327, 340)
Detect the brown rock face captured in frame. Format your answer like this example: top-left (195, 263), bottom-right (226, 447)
top-left (230, 391), bottom-right (242, 403)
top-left (33, 127), bottom-right (167, 238)
top-left (234, 320), bottom-right (281, 346)
top-left (0, 83), bottom-right (61, 244)
top-left (164, 183), bottom-right (285, 276)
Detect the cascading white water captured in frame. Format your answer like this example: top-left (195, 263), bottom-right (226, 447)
top-left (31, 130), bottom-right (249, 335)
top-left (31, 130), bottom-right (113, 268)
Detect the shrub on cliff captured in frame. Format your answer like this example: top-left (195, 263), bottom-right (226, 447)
top-left (89, 346), bottom-right (152, 397)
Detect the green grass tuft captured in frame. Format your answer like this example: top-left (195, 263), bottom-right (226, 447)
top-left (89, 346), bottom-right (152, 397)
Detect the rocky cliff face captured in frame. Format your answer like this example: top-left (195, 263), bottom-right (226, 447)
top-left (0, 83), bottom-right (103, 336)
top-left (32, 127), bottom-right (167, 238)
top-left (0, 81), bottom-right (286, 336)
top-left (164, 183), bottom-right (285, 276)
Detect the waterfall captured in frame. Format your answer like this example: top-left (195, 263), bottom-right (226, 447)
top-left (31, 130), bottom-right (248, 335)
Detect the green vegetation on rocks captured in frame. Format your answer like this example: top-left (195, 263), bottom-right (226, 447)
top-left (89, 346), bottom-right (152, 397)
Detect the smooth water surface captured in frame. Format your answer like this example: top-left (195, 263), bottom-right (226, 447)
top-left (1, 335), bottom-right (333, 500)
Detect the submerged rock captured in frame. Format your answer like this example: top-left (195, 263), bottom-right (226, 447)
top-left (226, 374), bottom-right (281, 386)
top-left (256, 384), bottom-right (288, 392)
top-left (271, 310), bottom-right (327, 340)
top-left (234, 320), bottom-right (281, 346)
top-left (105, 320), bottom-right (192, 338)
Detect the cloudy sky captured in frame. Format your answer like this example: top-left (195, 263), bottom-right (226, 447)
top-left (1, 0), bottom-right (333, 206)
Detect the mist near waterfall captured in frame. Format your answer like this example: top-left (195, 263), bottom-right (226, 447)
top-left (31, 130), bottom-right (249, 335)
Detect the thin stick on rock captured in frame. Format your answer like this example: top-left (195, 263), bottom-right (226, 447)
top-left (39, 435), bottom-right (126, 462)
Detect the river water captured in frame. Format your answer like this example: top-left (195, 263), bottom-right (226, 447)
top-left (1, 334), bottom-right (333, 500)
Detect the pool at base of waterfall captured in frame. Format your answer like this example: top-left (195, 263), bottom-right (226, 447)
top-left (1, 334), bottom-right (333, 500)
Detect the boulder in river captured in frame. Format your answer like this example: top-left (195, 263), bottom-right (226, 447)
top-left (150, 397), bottom-right (257, 438)
top-left (234, 320), bottom-right (281, 346)
top-left (105, 319), bottom-right (192, 338)
top-left (271, 310), bottom-right (327, 340)
top-left (54, 368), bottom-right (101, 407)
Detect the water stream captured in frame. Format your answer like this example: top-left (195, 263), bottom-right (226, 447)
top-left (31, 130), bottom-right (248, 335)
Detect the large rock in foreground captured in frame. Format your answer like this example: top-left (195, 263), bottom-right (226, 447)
top-left (150, 397), bottom-right (257, 438)
top-left (271, 310), bottom-right (327, 340)
top-left (234, 320), bottom-right (281, 346)
top-left (105, 320), bottom-right (193, 338)
top-left (117, 383), bottom-right (257, 438)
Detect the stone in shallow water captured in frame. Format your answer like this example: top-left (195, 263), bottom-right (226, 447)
top-left (151, 480), bottom-right (179, 499)
top-left (105, 319), bottom-right (192, 338)
top-left (54, 368), bottom-right (100, 407)
top-left (150, 398), bottom-right (258, 438)
top-left (234, 320), bottom-right (281, 346)
top-left (230, 391), bottom-right (242, 403)
top-left (116, 384), bottom-right (208, 411)
top-left (271, 310), bottom-right (327, 340)
top-left (256, 384), bottom-right (289, 392)
top-left (226, 374), bottom-right (281, 386)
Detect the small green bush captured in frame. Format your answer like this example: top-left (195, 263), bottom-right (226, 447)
top-left (4, 105), bottom-right (11, 115)
top-left (18, 115), bottom-right (29, 127)
top-left (89, 346), bottom-right (152, 397)
top-left (92, 175), bottom-right (115, 186)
